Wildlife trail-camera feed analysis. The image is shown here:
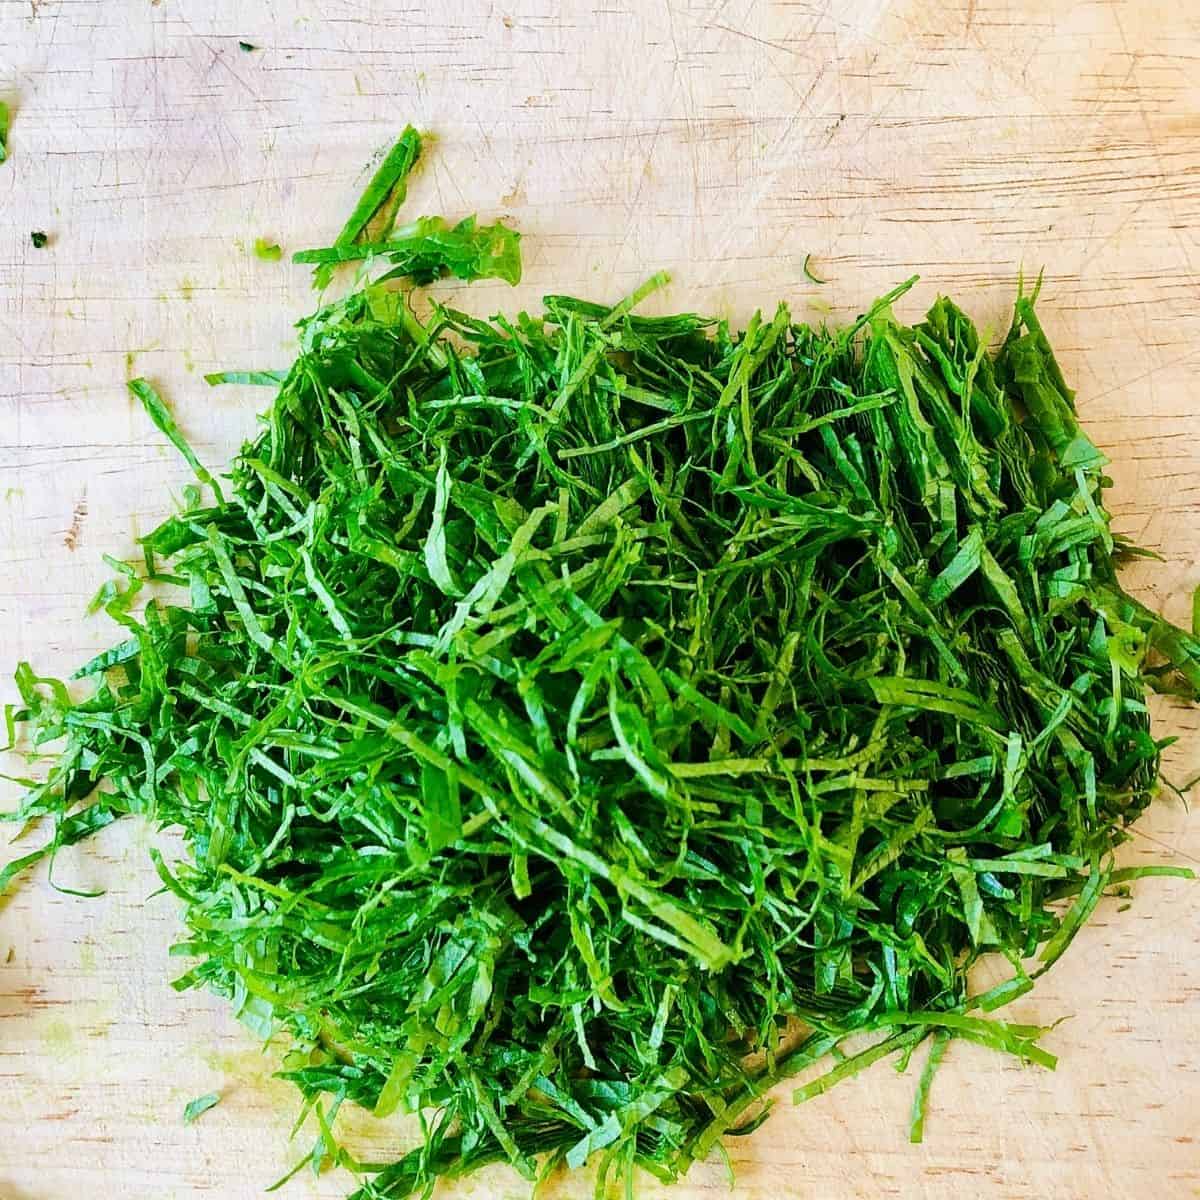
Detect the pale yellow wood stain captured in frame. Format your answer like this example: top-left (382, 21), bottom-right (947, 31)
top-left (1, 1), bottom-right (1198, 1197)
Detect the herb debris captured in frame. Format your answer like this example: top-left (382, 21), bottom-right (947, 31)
top-left (183, 1092), bottom-right (222, 1124)
top-left (3, 127), bottom-right (1197, 1199)
top-left (802, 252), bottom-right (826, 285)
top-left (254, 237), bottom-right (283, 262)
top-left (30, 230), bottom-right (47, 249)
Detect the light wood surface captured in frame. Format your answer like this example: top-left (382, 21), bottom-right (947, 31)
top-left (2, 1), bottom-right (1199, 1197)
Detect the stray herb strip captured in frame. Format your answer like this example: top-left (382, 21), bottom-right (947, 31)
top-left (4, 130), bottom-right (1197, 1200)
top-left (310, 125), bottom-right (423, 290)
top-left (30, 231), bottom-right (47, 249)
top-left (0, 101), bottom-right (9, 164)
top-left (294, 214), bottom-right (522, 285)
top-left (183, 1093), bottom-right (221, 1124)
top-left (254, 237), bottom-right (283, 262)
top-left (238, 40), bottom-right (257, 52)
top-left (299, 128), bottom-right (522, 290)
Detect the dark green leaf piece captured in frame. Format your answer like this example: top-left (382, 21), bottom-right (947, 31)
top-left (311, 126), bottom-right (423, 289)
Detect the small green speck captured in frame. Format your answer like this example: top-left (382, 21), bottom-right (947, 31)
top-left (253, 237), bottom-right (283, 262)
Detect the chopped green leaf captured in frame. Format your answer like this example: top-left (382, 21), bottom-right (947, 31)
top-left (295, 214), bottom-right (521, 285)
top-left (204, 369), bottom-right (287, 387)
top-left (128, 377), bottom-right (225, 504)
top-left (312, 125), bottom-right (423, 289)
top-left (183, 1093), bottom-right (221, 1124)
top-left (909, 1030), bottom-right (950, 1143)
top-left (802, 252), bottom-right (827, 285)
top-left (30, 230), bottom-right (47, 249)
top-left (254, 237), bottom-right (283, 262)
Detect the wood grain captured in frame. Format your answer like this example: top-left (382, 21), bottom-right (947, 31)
top-left (1, 1), bottom-right (1198, 1197)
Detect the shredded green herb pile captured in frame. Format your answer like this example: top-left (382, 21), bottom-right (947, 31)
top-left (3, 129), bottom-right (1196, 1199)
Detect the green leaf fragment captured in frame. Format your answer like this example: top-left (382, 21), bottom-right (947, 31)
top-left (204, 370), bottom-right (287, 387)
top-left (183, 1092), bottom-right (221, 1124)
top-left (311, 126), bottom-right (423, 289)
top-left (129, 377), bottom-right (224, 503)
top-left (295, 215), bottom-right (522, 286)
top-left (802, 253), bottom-right (827, 285)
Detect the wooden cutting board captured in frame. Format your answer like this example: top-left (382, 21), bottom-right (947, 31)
top-left (2, 1), bottom-right (1198, 1196)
